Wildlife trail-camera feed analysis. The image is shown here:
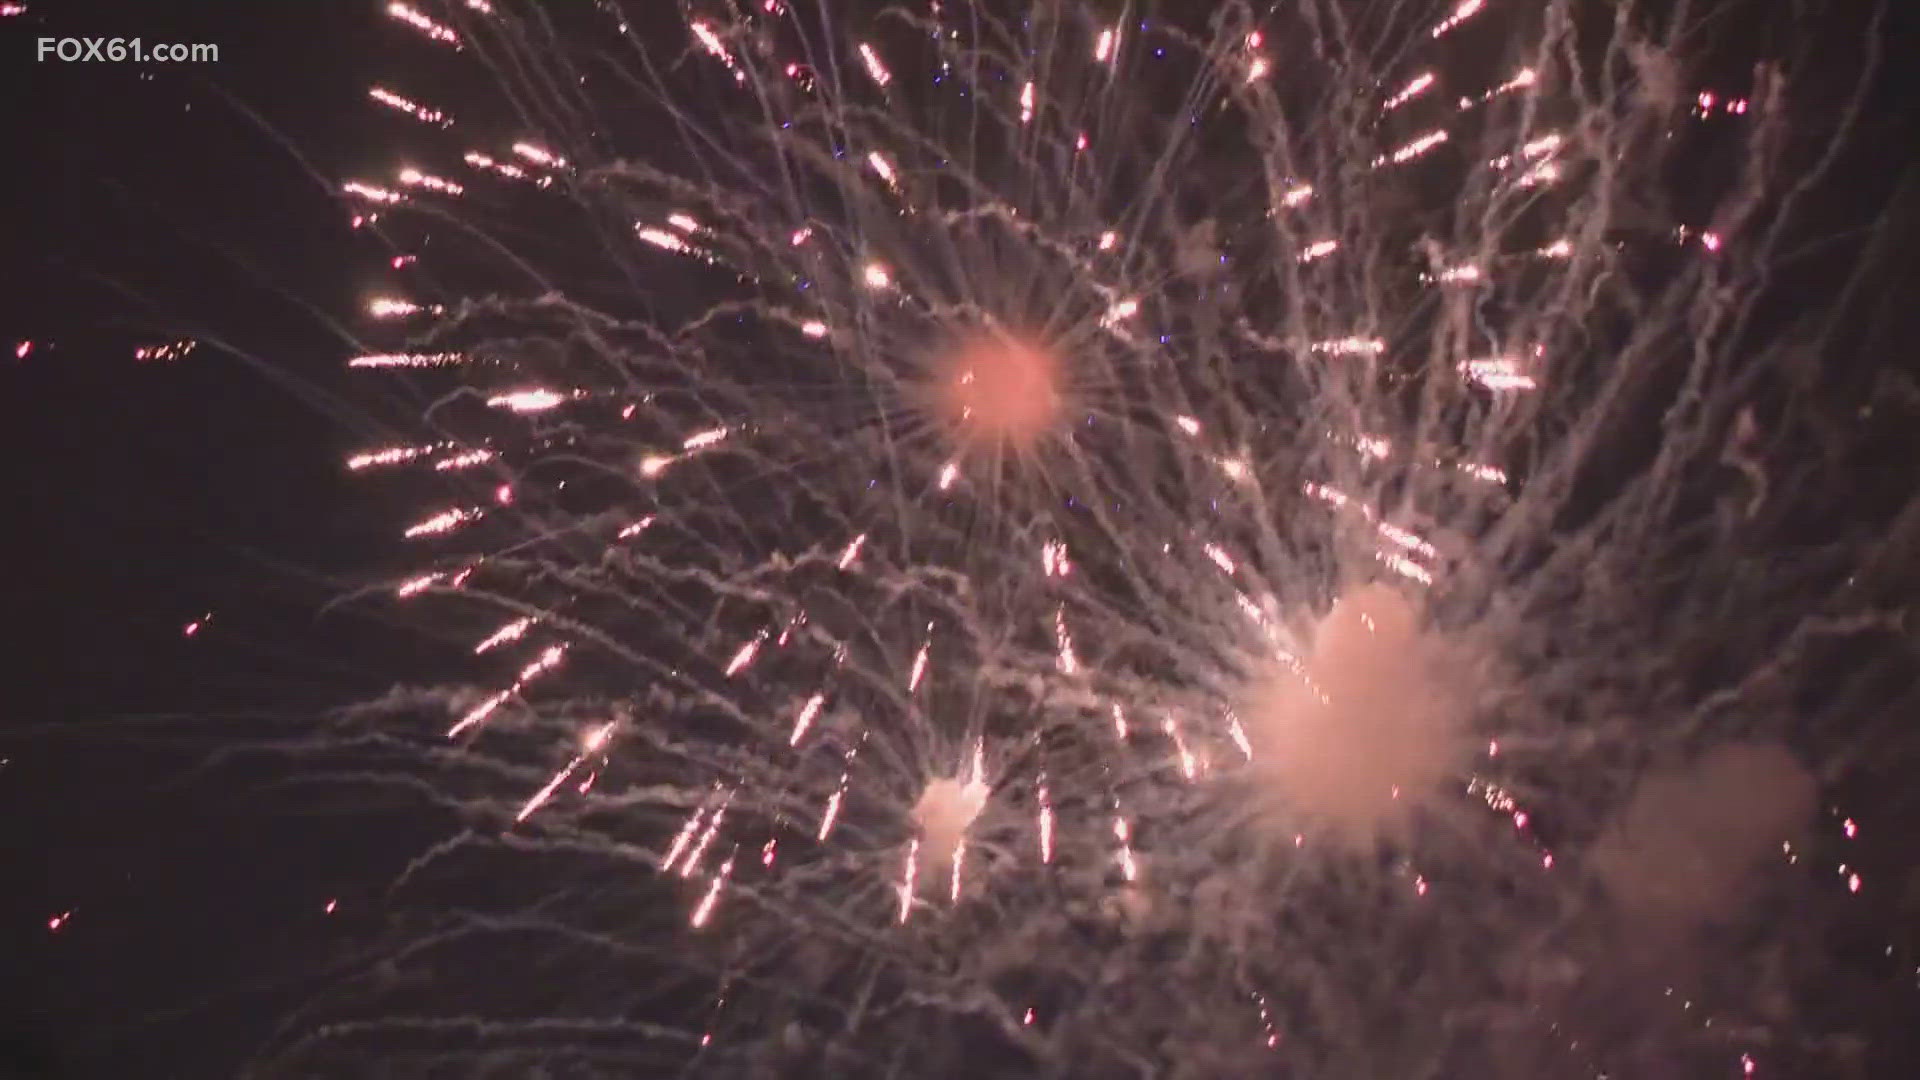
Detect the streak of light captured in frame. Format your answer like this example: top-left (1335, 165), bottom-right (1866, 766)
top-left (516, 720), bottom-right (617, 823)
top-left (387, 3), bottom-right (460, 47)
top-left (475, 617), bottom-right (533, 653)
top-left (898, 838), bottom-right (920, 922)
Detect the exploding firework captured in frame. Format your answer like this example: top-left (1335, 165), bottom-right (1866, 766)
top-left (278, 0), bottom-right (1912, 1074)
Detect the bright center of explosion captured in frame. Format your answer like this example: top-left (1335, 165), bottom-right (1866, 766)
top-left (912, 773), bottom-right (990, 860)
top-left (1239, 584), bottom-right (1468, 843)
top-left (933, 333), bottom-right (1064, 453)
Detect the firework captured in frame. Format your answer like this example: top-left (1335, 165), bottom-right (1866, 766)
top-left (282, 0), bottom-right (1908, 1074)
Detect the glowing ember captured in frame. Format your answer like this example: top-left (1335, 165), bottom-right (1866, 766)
top-left (932, 332), bottom-right (1064, 454)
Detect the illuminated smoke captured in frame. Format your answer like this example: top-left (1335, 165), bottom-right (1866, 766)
top-left (1593, 743), bottom-right (1816, 930)
top-left (912, 772), bottom-right (989, 867)
top-left (1238, 585), bottom-right (1471, 843)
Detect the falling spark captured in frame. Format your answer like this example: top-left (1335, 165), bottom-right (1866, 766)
top-left (725, 634), bottom-right (765, 677)
top-left (1312, 336), bottom-right (1385, 356)
top-left (1113, 813), bottom-right (1138, 881)
top-left (838, 534), bottom-right (868, 569)
top-left (1101, 297), bottom-right (1140, 325)
top-left (1054, 607), bottom-right (1078, 674)
top-left (369, 86), bottom-right (451, 126)
top-left (1300, 239), bottom-right (1339, 263)
top-left (1164, 713), bottom-right (1197, 780)
top-left (347, 444), bottom-right (438, 470)
top-left (344, 181), bottom-right (405, 205)
top-left (386, 3), bottom-right (460, 47)
top-left (789, 693), bottom-right (826, 745)
top-left (1430, 0), bottom-right (1485, 38)
top-left (818, 785), bottom-right (846, 841)
top-left (691, 857), bottom-right (735, 927)
top-left (348, 352), bottom-right (465, 369)
top-left (1038, 774), bottom-right (1055, 863)
top-left (367, 297), bottom-right (439, 318)
top-left (662, 805), bottom-right (711, 874)
top-left (404, 507), bottom-right (482, 538)
top-left (1384, 73), bottom-right (1435, 112)
top-left (516, 720), bottom-right (617, 823)
top-left (897, 838), bottom-right (920, 923)
top-left (908, 632), bottom-right (932, 692)
top-left (511, 142), bottom-right (568, 170)
top-left (1374, 130), bottom-right (1448, 167)
top-left (857, 43), bottom-right (891, 88)
top-left (434, 448), bottom-right (495, 471)
top-left (447, 645), bottom-right (565, 738)
top-left (465, 151), bottom-right (538, 183)
top-left (487, 389), bottom-right (570, 412)
top-left (1460, 358), bottom-right (1537, 391)
top-left (475, 617), bottom-right (533, 653)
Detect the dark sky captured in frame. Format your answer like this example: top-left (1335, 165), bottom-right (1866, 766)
top-left (2, 1), bottom-right (1917, 1077)
top-left (3, 2), bottom-right (439, 1075)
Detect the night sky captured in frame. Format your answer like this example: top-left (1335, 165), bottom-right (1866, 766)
top-left (4, 1), bottom-right (1919, 1077)
top-left (5, 2), bottom-right (433, 1074)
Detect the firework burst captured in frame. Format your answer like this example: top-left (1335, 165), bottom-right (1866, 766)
top-left (278, 0), bottom-right (1911, 1074)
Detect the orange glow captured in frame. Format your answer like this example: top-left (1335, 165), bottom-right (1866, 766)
top-left (932, 331), bottom-right (1064, 455)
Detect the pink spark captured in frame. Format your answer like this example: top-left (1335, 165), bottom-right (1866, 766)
top-left (48, 911), bottom-right (72, 932)
top-left (324, 898), bottom-right (338, 914)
